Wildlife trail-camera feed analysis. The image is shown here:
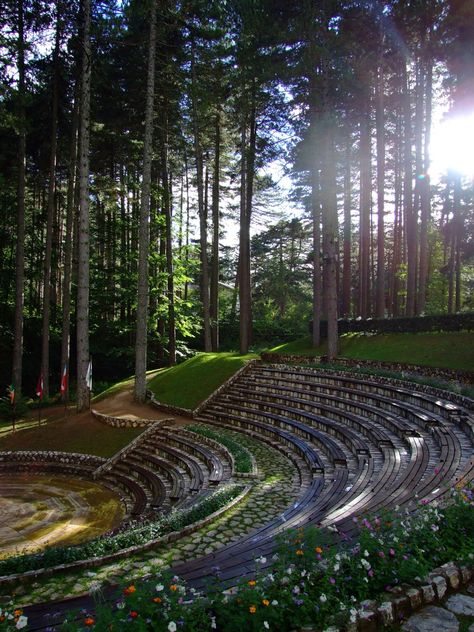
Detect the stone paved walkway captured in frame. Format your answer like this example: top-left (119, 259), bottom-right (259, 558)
top-left (15, 426), bottom-right (300, 605)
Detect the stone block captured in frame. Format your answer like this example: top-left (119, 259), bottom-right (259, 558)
top-left (401, 606), bottom-right (459, 632)
top-left (431, 575), bottom-right (447, 600)
top-left (440, 563), bottom-right (460, 590)
top-left (357, 610), bottom-right (377, 632)
top-left (460, 565), bottom-right (472, 584)
top-left (392, 595), bottom-right (410, 621)
top-left (420, 584), bottom-right (435, 604)
top-left (406, 587), bottom-right (422, 610)
top-left (445, 594), bottom-right (474, 616)
top-left (377, 601), bottom-right (394, 626)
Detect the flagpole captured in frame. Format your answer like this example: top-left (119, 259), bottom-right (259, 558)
top-left (38, 399), bottom-right (41, 426)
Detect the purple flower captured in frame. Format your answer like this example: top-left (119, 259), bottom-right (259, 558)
top-left (329, 577), bottom-right (336, 584)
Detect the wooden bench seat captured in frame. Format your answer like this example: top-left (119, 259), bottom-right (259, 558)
top-left (159, 430), bottom-right (224, 485)
top-left (143, 439), bottom-right (206, 492)
top-left (103, 471), bottom-right (148, 517)
top-left (134, 449), bottom-right (186, 501)
top-left (198, 410), bottom-right (326, 475)
top-left (206, 402), bottom-right (350, 467)
top-left (114, 460), bottom-right (166, 509)
top-left (210, 397), bottom-right (368, 463)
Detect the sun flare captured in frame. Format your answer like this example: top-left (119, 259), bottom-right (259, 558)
top-left (430, 112), bottom-right (474, 178)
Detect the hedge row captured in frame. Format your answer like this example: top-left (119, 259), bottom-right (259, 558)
top-left (309, 312), bottom-right (474, 336)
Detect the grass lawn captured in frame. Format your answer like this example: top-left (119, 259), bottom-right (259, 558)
top-left (267, 331), bottom-right (474, 371)
top-left (0, 414), bottom-right (143, 458)
top-left (147, 352), bottom-right (257, 410)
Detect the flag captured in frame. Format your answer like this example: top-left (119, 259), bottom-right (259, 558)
top-left (36, 372), bottom-right (44, 400)
top-left (60, 363), bottom-right (68, 395)
top-left (7, 384), bottom-right (15, 405)
top-left (86, 359), bottom-right (92, 391)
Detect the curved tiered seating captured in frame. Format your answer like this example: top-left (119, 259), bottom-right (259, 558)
top-left (179, 362), bottom-right (474, 588)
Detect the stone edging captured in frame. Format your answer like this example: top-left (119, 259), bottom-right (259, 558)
top-left (0, 485), bottom-right (252, 589)
top-left (343, 561), bottom-right (473, 632)
top-left (92, 419), bottom-right (173, 480)
top-left (91, 408), bottom-right (165, 428)
top-left (0, 450), bottom-right (105, 470)
top-left (261, 353), bottom-right (474, 386)
top-left (193, 359), bottom-right (260, 416)
top-left (147, 392), bottom-right (193, 417)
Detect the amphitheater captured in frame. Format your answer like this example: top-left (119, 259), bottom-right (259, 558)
top-left (1, 360), bottom-right (474, 628)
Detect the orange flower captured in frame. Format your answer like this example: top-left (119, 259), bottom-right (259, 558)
top-left (85, 617), bottom-right (95, 626)
top-left (248, 579), bottom-right (256, 587)
top-left (249, 605), bottom-right (257, 614)
top-left (170, 584), bottom-right (178, 592)
top-left (14, 610), bottom-right (23, 617)
top-left (296, 549), bottom-right (304, 556)
top-left (124, 585), bottom-right (136, 596)
top-left (130, 611), bottom-right (138, 618)
top-left (262, 599), bottom-right (270, 607)
top-left (0, 616), bottom-right (5, 623)
top-left (153, 597), bottom-right (162, 604)
top-left (315, 547), bottom-right (323, 554)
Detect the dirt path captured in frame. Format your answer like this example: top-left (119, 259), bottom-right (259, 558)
top-left (93, 386), bottom-right (192, 426)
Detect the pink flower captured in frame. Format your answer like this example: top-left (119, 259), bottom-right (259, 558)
top-left (368, 569), bottom-right (375, 578)
top-left (329, 577), bottom-right (336, 584)
top-left (389, 548), bottom-right (395, 557)
top-left (378, 551), bottom-right (385, 558)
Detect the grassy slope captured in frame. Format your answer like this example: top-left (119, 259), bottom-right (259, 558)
top-left (268, 331), bottom-right (474, 371)
top-left (147, 352), bottom-right (257, 409)
top-left (0, 414), bottom-right (143, 457)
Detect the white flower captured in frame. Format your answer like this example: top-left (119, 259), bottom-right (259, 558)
top-left (333, 563), bottom-right (340, 572)
top-left (256, 556), bottom-right (267, 564)
top-left (301, 569), bottom-right (307, 577)
top-left (320, 593), bottom-right (327, 603)
top-left (264, 622), bottom-right (270, 630)
top-left (339, 602), bottom-right (346, 611)
top-left (293, 586), bottom-right (300, 594)
top-left (16, 617), bottom-right (28, 630)
top-left (360, 559), bottom-right (371, 570)
top-left (364, 550), bottom-right (369, 557)
top-left (116, 601), bottom-right (125, 610)
top-left (271, 599), bottom-right (279, 606)
top-left (168, 623), bottom-right (177, 632)
top-left (211, 616), bottom-right (217, 629)
top-left (156, 584), bottom-right (164, 592)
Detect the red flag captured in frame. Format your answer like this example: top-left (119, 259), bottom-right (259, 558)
top-left (36, 372), bottom-right (44, 400)
top-left (60, 363), bottom-right (68, 395)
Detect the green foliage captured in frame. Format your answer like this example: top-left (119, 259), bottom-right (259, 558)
top-left (0, 485), bottom-right (244, 577)
top-left (147, 353), bottom-right (257, 410)
top-left (0, 395), bottom-right (28, 423)
top-left (187, 424), bottom-right (253, 473)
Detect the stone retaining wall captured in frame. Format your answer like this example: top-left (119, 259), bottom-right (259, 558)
top-left (147, 393), bottom-right (193, 417)
top-left (91, 408), bottom-right (164, 428)
top-left (0, 450), bottom-right (104, 472)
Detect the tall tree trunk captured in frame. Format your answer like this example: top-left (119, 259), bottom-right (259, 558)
top-left (210, 108), bottom-right (221, 352)
top-left (60, 81), bottom-right (79, 402)
top-left (454, 175), bottom-right (462, 312)
top-left (418, 59), bottom-right (432, 314)
top-left (311, 161), bottom-right (321, 347)
top-left (12, 0), bottom-right (26, 396)
top-left (239, 90), bottom-right (256, 355)
top-left (403, 62), bottom-right (417, 316)
top-left (190, 40), bottom-right (211, 352)
top-left (321, 118), bottom-right (339, 361)
top-left (76, 0), bottom-right (92, 411)
top-left (41, 5), bottom-right (60, 398)
top-left (358, 96), bottom-right (371, 319)
top-left (162, 120), bottom-right (176, 366)
top-left (375, 63), bottom-right (385, 318)
top-left (134, 0), bottom-right (157, 402)
top-left (342, 137), bottom-right (351, 318)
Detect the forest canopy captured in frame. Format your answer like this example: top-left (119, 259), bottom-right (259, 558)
top-left (0, 0), bottom-right (473, 404)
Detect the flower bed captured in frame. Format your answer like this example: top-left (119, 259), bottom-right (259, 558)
top-left (186, 424), bottom-right (255, 474)
top-left (2, 487), bottom-right (474, 631)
